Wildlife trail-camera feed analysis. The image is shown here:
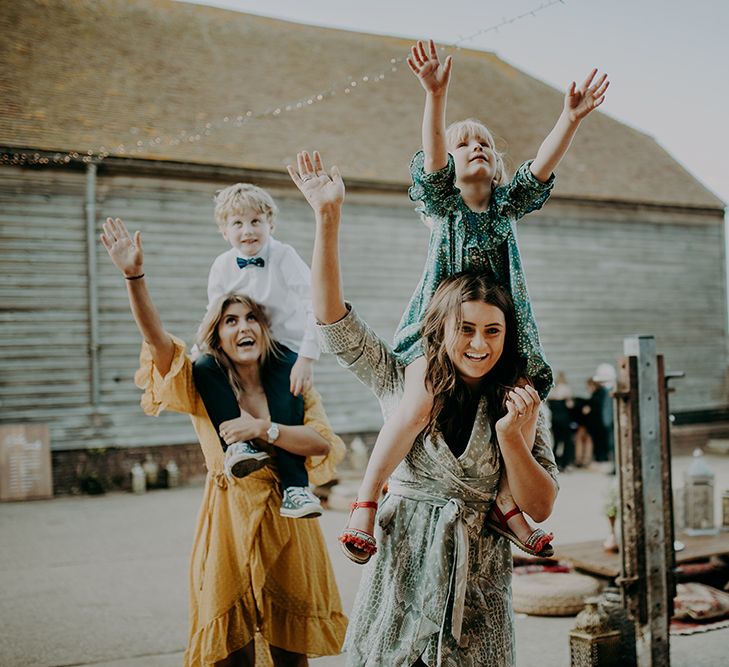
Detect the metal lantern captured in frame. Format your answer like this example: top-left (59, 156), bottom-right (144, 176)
top-left (683, 448), bottom-right (716, 535)
top-left (569, 598), bottom-right (621, 667)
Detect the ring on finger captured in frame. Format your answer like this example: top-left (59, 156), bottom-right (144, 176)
top-left (301, 174), bottom-right (314, 181)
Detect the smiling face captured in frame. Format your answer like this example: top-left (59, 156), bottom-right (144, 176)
top-left (216, 301), bottom-right (265, 368)
top-left (445, 300), bottom-right (506, 387)
top-left (222, 209), bottom-right (273, 257)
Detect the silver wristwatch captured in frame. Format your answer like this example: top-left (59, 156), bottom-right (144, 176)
top-left (266, 421), bottom-right (280, 444)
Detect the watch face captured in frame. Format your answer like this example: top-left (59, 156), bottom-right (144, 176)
top-left (267, 423), bottom-right (279, 442)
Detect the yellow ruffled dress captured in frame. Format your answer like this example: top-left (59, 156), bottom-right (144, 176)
top-left (134, 335), bottom-right (348, 666)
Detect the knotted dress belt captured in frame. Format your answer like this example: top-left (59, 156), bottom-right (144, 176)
top-left (388, 478), bottom-right (494, 664)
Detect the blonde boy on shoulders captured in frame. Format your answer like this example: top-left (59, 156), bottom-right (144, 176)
top-left (194, 183), bottom-right (322, 519)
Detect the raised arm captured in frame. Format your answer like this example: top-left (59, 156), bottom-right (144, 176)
top-left (530, 68), bottom-right (609, 183)
top-left (287, 151), bottom-right (347, 325)
top-left (407, 39), bottom-right (452, 173)
top-left (100, 217), bottom-right (175, 375)
top-left (290, 151), bottom-right (404, 398)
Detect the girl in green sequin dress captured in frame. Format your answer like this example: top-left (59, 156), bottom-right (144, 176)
top-left (340, 39), bottom-right (609, 564)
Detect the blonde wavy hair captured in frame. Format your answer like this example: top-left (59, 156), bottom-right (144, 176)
top-left (213, 183), bottom-right (278, 231)
top-left (446, 118), bottom-right (508, 188)
top-left (196, 294), bottom-right (280, 404)
top-left (422, 272), bottom-right (526, 438)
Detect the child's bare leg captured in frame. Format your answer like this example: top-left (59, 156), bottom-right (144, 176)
top-left (489, 473), bottom-right (553, 554)
top-left (347, 357), bottom-right (432, 538)
top-left (491, 474), bottom-right (538, 544)
top-left (501, 401), bottom-right (539, 542)
top-left (489, 391), bottom-right (553, 554)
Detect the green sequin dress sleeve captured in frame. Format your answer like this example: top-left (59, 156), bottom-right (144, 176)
top-left (393, 152), bottom-right (556, 398)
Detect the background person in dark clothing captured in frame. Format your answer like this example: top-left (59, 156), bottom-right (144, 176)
top-left (548, 371), bottom-right (575, 470)
top-left (585, 364), bottom-right (616, 467)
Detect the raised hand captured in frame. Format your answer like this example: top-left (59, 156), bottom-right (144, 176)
top-left (564, 69), bottom-right (609, 122)
top-left (100, 217), bottom-right (144, 277)
top-left (406, 39), bottom-right (452, 96)
top-left (287, 151), bottom-right (345, 212)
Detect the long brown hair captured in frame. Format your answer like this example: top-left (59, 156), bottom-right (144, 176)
top-left (196, 294), bottom-right (280, 405)
top-left (421, 272), bottom-right (526, 437)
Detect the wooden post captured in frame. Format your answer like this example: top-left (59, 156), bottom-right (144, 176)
top-left (615, 335), bottom-right (673, 667)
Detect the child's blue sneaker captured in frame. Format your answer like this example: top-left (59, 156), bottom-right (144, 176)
top-left (280, 486), bottom-right (322, 519)
top-left (224, 441), bottom-right (271, 479)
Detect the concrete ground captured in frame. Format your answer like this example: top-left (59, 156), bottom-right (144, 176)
top-left (1, 454), bottom-right (728, 667)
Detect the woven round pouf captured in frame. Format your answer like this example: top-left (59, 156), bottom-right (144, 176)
top-left (512, 572), bottom-right (604, 616)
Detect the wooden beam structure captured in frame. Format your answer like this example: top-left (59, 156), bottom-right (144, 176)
top-left (615, 335), bottom-right (674, 667)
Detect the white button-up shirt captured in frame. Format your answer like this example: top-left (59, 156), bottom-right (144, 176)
top-left (206, 238), bottom-right (320, 360)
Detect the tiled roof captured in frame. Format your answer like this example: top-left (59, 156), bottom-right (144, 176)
top-left (0, 0), bottom-right (722, 209)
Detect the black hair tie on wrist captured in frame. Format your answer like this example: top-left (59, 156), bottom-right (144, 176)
top-left (124, 273), bottom-right (145, 280)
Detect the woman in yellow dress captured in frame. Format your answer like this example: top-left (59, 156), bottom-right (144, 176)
top-left (100, 217), bottom-right (347, 667)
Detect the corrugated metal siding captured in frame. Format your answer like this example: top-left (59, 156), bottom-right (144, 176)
top-left (2, 165), bottom-right (727, 450)
top-left (0, 168), bottom-right (95, 448)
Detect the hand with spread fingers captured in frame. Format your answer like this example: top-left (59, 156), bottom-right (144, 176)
top-left (100, 217), bottom-right (144, 278)
top-left (406, 38), bottom-right (452, 97)
top-left (530, 68), bottom-right (610, 182)
top-left (287, 151), bottom-right (345, 213)
top-left (564, 68), bottom-right (610, 122)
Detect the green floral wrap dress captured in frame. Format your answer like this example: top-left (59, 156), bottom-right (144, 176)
top-left (393, 151), bottom-right (555, 398)
top-left (319, 305), bottom-right (559, 667)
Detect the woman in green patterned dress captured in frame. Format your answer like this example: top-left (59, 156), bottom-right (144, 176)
top-left (287, 151), bottom-right (559, 666)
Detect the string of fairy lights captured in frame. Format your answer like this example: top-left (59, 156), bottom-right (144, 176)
top-left (1, 0), bottom-right (565, 168)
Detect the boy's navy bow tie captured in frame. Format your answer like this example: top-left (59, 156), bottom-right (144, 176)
top-left (237, 256), bottom-right (265, 268)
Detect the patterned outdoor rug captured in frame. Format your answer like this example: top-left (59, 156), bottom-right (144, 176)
top-left (670, 582), bottom-right (729, 635)
top-left (670, 617), bottom-right (729, 635)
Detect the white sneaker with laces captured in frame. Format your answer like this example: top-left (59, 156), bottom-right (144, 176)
top-left (224, 441), bottom-right (271, 479)
top-left (279, 486), bottom-right (322, 519)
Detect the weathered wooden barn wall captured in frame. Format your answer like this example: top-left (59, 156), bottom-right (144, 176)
top-left (520, 201), bottom-right (728, 411)
top-left (1, 163), bottom-right (726, 452)
top-left (1, 169), bottom-right (97, 448)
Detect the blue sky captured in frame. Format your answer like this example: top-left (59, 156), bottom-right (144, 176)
top-left (180, 0), bottom-right (728, 207)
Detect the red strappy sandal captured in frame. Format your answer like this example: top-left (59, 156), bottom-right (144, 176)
top-left (486, 504), bottom-right (554, 558)
top-left (339, 500), bottom-right (378, 565)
